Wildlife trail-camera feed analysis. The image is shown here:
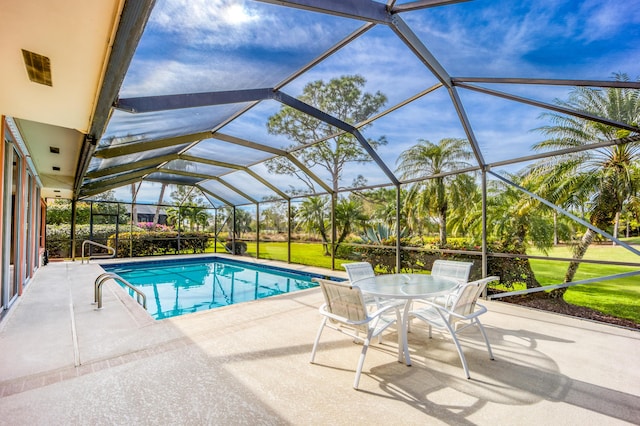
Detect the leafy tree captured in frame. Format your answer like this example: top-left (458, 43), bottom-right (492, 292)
top-left (356, 187), bottom-right (401, 229)
top-left (491, 173), bottom-right (556, 253)
top-left (266, 75), bottom-right (388, 252)
top-left (527, 73), bottom-right (640, 295)
top-left (47, 190), bottom-right (121, 226)
top-left (233, 208), bottom-right (253, 237)
top-left (167, 185), bottom-right (210, 231)
top-left (295, 196), bottom-right (330, 254)
top-left (214, 207), bottom-right (231, 235)
top-left (334, 197), bottom-right (368, 251)
top-left (621, 183), bottom-right (640, 237)
top-left (293, 195), bottom-right (367, 255)
top-left (47, 199), bottom-right (75, 225)
top-left (266, 75), bottom-right (387, 194)
top-left (260, 201), bottom-right (288, 233)
top-left (446, 173), bottom-right (482, 240)
top-left (396, 138), bottom-right (474, 244)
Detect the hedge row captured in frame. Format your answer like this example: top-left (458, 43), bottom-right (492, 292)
top-left (46, 225), bottom-right (213, 258)
top-left (107, 231), bottom-right (213, 257)
top-left (46, 224), bottom-right (120, 258)
top-left (346, 239), bottom-right (538, 289)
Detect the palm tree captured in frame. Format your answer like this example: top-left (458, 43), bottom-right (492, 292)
top-left (447, 174), bottom-right (482, 240)
top-left (295, 196), bottom-right (330, 255)
top-left (334, 198), bottom-right (368, 253)
top-left (489, 173), bottom-right (555, 252)
top-left (527, 73), bottom-right (640, 295)
top-left (233, 208), bottom-right (253, 238)
top-left (395, 138), bottom-right (473, 244)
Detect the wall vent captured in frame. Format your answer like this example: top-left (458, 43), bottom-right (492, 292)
top-left (21, 49), bottom-right (52, 86)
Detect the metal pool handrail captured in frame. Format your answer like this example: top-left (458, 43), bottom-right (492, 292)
top-left (82, 240), bottom-right (116, 264)
top-left (94, 272), bottom-right (147, 310)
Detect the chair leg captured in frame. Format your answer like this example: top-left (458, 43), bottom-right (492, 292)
top-left (310, 318), bottom-right (327, 363)
top-left (446, 323), bottom-right (471, 379)
top-left (354, 331), bottom-right (374, 390)
top-left (475, 318), bottom-right (494, 360)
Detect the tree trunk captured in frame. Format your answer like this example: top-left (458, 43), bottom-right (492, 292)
top-left (439, 205), bottom-right (447, 245)
top-left (153, 183), bottom-right (166, 227)
top-left (551, 228), bottom-right (596, 298)
top-left (553, 212), bottom-right (558, 245)
top-left (131, 184), bottom-right (138, 226)
top-left (612, 211), bottom-right (620, 246)
top-left (318, 223), bottom-right (330, 256)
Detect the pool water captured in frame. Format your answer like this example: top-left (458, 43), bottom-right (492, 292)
top-left (101, 257), bottom-right (329, 320)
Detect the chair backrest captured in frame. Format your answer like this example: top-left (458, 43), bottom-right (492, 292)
top-left (343, 262), bottom-right (375, 283)
top-left (448, 276), bottom-right (498, 321)
top-left (431, 260), bottom-right (473, 283)
top-left (313, 278), bottom-right (369, 332)
top-left (450, 283), bottom-right (483, 319)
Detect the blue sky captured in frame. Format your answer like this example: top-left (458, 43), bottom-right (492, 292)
top-left (105, 0), bottom-right (640, 205)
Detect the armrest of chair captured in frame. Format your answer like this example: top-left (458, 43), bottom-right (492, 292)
top-left (368, 302), bottom-right (402, 319)
top-left (319, 303), bottom-right (372, 326)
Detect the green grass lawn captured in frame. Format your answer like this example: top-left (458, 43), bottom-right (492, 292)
top-left (527, 244), bottom-right (640, 323)
top-left (205, 240), bottom-right (640, 324)
top-left (205, 241), bottom-right (351, 270)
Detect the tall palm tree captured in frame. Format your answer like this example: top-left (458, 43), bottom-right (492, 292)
top-left (395, 138), bottom-right (473, 244)
top-left (527, 73), bottom-right (640, 295)
top-left (447, 173), bottom-right (481, 240)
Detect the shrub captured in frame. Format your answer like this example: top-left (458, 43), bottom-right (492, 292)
top-left (46, 224), bottom-right (123, 258)
top-left (224, 241), bottom-right (247, 255)
top-left (107, 231), bottom-right (212, 257)
top-left (351, 238), bottom-right (539, 288)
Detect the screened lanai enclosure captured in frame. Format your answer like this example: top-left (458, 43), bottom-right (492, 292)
top-left (53, 0), bottom-right (640, 300)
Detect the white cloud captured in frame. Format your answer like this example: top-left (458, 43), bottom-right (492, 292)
top-left (576, 0), bottom-right (640, 42)
top-left (121, 57), bottom-right (289, 96)
top-left (151, 0), bottom-right (258, 33)
top-left (149, 0), bottom-right (348, 51)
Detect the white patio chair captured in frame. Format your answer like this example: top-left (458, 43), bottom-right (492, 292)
top-left (343, 261), bottom-right (402, 343)
top-left (408, 276), bottom-right (498, 379)
top-left (343, 262), bottom-right (377, 306)
top-left (427, 260), bottom-right (475, 308)
top-left (343, 261), bottom-right (375, 282)
top-left (310, 278), bottom-right (401, 390)
top-left (431, 259), bottom-right (473, 282)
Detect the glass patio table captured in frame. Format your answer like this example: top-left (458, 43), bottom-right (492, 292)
top-left (354, 274), bottom-right (459, 366)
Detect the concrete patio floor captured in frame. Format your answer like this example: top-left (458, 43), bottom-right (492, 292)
top-left (0, 256), bottom-right (638, 425)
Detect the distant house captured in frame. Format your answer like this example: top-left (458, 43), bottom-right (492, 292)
top-left (124, 205), bottom-right (168, 225)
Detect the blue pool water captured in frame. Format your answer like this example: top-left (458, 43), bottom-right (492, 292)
top-left (101, 257), bottom-right (333, 320)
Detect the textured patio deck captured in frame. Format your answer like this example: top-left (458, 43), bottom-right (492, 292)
top-left (1, 256), bottom-right (638, 425)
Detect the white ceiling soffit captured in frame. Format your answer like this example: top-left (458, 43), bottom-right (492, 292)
top-left (14, 118), bottom-right (84, 199)
top-left (0, 0), bottom-right (125, 198)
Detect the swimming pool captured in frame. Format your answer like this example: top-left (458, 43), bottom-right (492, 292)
top-left (101, 257), bottom-right (336, 320)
